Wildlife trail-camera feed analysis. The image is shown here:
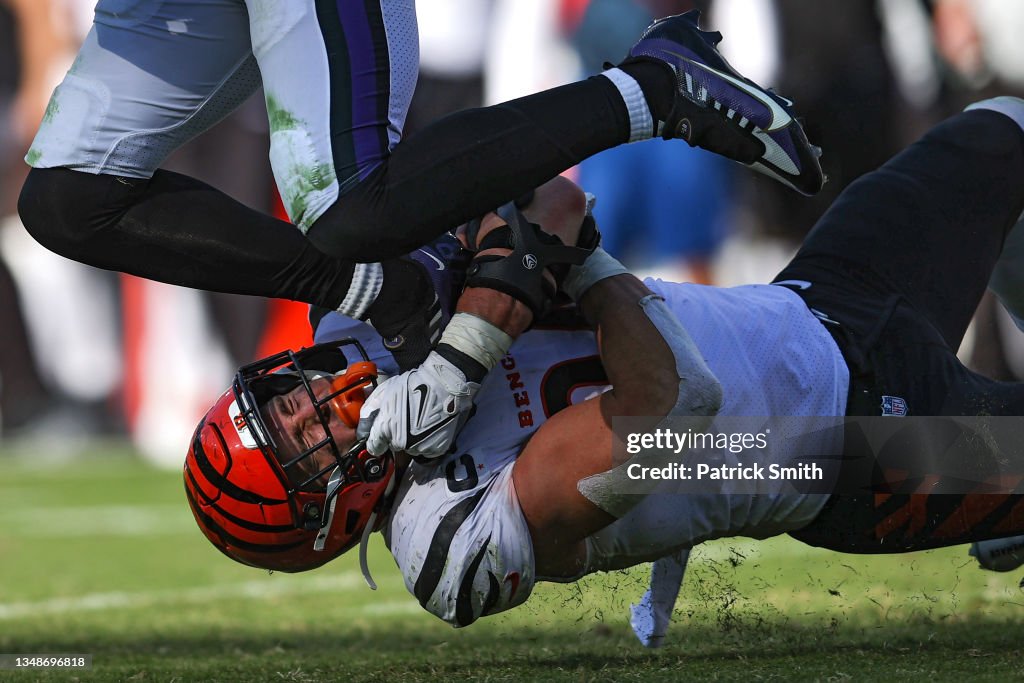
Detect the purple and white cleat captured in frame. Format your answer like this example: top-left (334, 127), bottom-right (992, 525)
top-left (624, 10), bottom-right (825, 195)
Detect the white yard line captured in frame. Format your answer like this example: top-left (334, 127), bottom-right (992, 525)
top-left (0, 504), bottom-right (194, 537)
top-left (0, 573), bottom-right (417, 620)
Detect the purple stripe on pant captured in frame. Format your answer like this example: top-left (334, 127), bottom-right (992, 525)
top-left (335, 0), bottom-right (390, 180)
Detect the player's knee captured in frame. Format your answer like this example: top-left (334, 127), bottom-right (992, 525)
top-left (307, 193), bottom-right (416, 261)
top-left (18, 168), bottom-right (120, 257)
top-left (19, 168), bottom-right (89, 252)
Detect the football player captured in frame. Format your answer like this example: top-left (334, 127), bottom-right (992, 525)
top-left (15, 8), bottom-right (822, 377)
top-left (184, 97), bottom-right (1024, 640)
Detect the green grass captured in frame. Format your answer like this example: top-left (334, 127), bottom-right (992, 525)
top-left (1, 446), bottom-right (1023, 682)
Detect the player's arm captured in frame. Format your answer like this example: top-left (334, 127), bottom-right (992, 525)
top-left (436, 178), bottom-right (591, 377)
top-left (359, 178), bottom-right (593, 458)
top-left (513, 256), bottom-right (722, 579)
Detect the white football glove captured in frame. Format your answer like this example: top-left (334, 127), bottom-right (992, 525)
top-left (357, 350), bottom-right (480, 458)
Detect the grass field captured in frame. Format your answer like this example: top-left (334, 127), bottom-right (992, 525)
top-left (1, 446), bottom-right (1023, 682)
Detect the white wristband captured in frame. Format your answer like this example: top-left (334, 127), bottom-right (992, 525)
top-left (561, 247), bottom-right (630, 301)
top-left (438, 312), bottom-right (515, 371)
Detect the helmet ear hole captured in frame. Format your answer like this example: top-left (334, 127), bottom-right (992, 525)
top-left (363, 457), bottom-right (384, 480)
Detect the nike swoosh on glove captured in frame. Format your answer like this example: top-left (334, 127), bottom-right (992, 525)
top-left (357, 350), bottom-right (480, 459)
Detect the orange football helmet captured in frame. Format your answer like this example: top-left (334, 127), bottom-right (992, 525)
top-left (184, 339), bottom-right (393, 574)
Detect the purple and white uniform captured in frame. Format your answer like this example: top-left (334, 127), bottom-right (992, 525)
top-left (27, 0), bottom-right (418, 231)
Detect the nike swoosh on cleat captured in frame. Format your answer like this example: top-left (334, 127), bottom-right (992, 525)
top-left (418, 249), bottom-right (446, 271)
top-left (665, 51), bottom-right (792, 132)
top-left (751, 129), bottom-right (799, 175)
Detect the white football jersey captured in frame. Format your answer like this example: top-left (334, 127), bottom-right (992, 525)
top-left (316, 279), bottom-right (850, 626)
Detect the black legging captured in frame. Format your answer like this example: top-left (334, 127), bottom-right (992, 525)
top-left (17, 75), bottom-right (645, 309)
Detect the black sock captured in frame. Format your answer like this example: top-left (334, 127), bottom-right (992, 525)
top-left (617, 60), bottom-right (676, 122)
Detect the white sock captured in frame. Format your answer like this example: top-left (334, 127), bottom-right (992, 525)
top-left (337, 262), bottom-right (383, 319)
top-left (966, 96), bottom-right (1024, 134)
top-left (601, 68), bottom-right (655, 143)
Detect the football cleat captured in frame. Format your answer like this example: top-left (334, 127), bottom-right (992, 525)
top-left (970, 535), bottom-right (1024, 572)
top-left (624, 10), bottom-right (825, 195)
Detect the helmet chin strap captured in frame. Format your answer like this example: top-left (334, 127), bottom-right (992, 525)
top-left (359, 476), bottom-right (396, 590)
top-left (312, 454), bottom-right (397, 589)
top-left (313, 466), bottom-right (345, 552)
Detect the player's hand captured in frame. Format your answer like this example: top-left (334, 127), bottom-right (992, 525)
top-left (365, 258), bottom-right (444, 372)
top-left (357, 350), bottom-right (480, 459)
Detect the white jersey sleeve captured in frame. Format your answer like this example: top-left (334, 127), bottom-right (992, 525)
top-left (385, 458), bottom-right (535, 627)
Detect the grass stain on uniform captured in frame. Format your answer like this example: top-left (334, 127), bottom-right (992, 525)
top-left (41, 96), bottom-right (60, 124)
top-left (266, 93), bottom-right (301, 132)
top-left (264, 93), bottom-right (337, 228)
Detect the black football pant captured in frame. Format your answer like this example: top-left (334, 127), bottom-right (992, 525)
top-left (774, 109), bottom-right (1024, 552)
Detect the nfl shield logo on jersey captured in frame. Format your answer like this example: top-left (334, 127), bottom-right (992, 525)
top-left (881, 395), bottom-right (908, 416)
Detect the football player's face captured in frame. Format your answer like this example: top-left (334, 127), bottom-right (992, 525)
top-left (261, 378), bottom-right (356, 487)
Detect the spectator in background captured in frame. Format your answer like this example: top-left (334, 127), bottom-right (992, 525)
top-left (932, 0), bottom-right (1024, 100)
top-left (712, 0), bottom-right (912, 244)
top-left (930, 0), bottom-right (1024, 380)
top-left (404, 0), bottom-right (493, 137)
top-left (0, 0), bottom-right (288, 464)
top-left (411, 0), bottom-right (735, 286)
top-left (407, 0), bottom-right (582, 132)
top-left (0, 1), bottom-right (54, 438)
top-left (0, 0), bottom-right (123, 442)
top-left (573, 0), bottom-right (735, 284)
top-left (484, 0), bottom-right (583, 106)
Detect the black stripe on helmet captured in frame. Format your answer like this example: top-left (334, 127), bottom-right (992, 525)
top-left (191, 422), bottom-right (287, 505)
top-left (185, 467), bottom-right (295, 534)
top-left (185, 485), bottom-right (305, 555)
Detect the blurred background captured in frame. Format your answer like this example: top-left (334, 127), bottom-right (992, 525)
top-left (2, 0), bottom-right (1024, 465)
top-left (5, 4), bottom-right (1024, 677)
